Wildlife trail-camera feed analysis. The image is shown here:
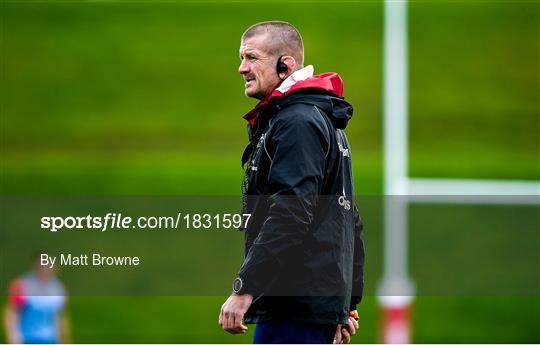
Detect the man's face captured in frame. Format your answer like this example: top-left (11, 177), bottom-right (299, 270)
top-left (239, 34), bottom-right (281, 100)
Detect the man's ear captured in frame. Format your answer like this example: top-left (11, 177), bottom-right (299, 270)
top-left (279, 55), bottom-right (297, 79)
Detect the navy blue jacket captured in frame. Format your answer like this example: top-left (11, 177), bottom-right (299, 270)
top-left (237, 83), bottom-right (364, 325)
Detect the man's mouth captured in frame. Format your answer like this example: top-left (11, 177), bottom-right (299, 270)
top-left (245, 78), bottom-right (255, 87)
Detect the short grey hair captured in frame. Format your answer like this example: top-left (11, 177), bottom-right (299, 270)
top-left (241, 21), bottom-right (304, 68)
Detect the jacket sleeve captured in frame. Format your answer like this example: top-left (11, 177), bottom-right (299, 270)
top-left (349, 205), bottom-right (365, 310)
top-left (237, 107), bottom-right (330, 295)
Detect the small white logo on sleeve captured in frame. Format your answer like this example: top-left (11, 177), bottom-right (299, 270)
top-left (338, 143), bottom-right (350, 157)
top-left (338, 187), bottom-right (351, 210)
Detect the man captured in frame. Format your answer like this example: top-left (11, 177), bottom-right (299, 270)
top-left (219, 21), bottom-right (365, 344)
top-left (4, 254), bottom-right (70, 344)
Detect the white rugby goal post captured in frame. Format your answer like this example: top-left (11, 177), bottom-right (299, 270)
top-left (379, 1), bottom-right (540, 343)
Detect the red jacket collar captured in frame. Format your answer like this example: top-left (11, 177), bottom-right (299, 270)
top-left (243, 72), bottom-right (344, 126)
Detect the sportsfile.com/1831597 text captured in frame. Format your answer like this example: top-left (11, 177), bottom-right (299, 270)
top-left (40, 213), bottom-right (252, 232)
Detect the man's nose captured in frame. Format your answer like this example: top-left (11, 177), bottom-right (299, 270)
top-left (238, 59), bottom-right (249, 74)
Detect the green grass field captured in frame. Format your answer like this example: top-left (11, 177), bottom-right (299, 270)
top-left (1, 1), bottom-right (538, 343)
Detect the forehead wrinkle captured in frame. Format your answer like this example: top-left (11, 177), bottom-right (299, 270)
top-left (240, 48), bottom-right (260, 57)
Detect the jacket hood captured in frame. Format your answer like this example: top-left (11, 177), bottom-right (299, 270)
top-left (282, 90), bottom-right (354, 130)
top-left (243, 66), bottom-right (354, 129)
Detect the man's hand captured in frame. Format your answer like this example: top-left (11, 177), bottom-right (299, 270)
top-left (333, 315), bottom-right (359, 344)
top-left (219, 294), bottom-right (253, 334)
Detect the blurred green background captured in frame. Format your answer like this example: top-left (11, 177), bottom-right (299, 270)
top-left (1, 0), bottom-right (538, 343)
